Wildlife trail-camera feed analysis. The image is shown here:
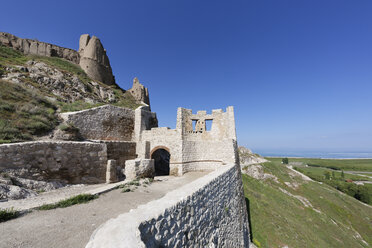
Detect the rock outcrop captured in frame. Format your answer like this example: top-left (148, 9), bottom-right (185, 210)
top-left (0, 32), bottom-right (79, 63)
top-left (239, 146), bottom-right (267, 166)
top-left (78, 34), bottom-right (115, 85)
top-left (0, 32), bottom-right (116, 86)
top-left (128, 77), bottom-right (150, 106)
top-left (1, 61), bottom-right (117, 103)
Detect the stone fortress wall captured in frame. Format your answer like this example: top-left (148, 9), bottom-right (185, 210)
top-left (0, 32), bottom-right (80, 64)
top-left (86, 164), bottom-right (250, 248)
top-left (0, 140), bottom-right (137, 184)
top-left (0, 31), bottom-right (250, 246)
top-left (0, 31), bottom-right (152, 104)
top-left (61, 105), bottom-right (136, 141)
top-left (0, 105), bottom-right (158, 184)
top-left (136, 106), bottom-right (239, 175)
top-left (0, 141), bottom-right (107, 184)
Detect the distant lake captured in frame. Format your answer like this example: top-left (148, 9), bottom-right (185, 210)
top-left (257, 151), bottom-right (372, 159)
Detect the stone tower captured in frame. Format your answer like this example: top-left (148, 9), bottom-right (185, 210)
top-left (128, 77), bottom-right (150, 106)
top-left (78, 34), bottom-right (115, 85)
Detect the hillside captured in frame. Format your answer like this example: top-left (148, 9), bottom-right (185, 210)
top-left (0, 45), bottom-right (140, 143)
top-left (243, 158), bottom-right (372, 248)
top-left (239, 146), bottom-right (267, 166)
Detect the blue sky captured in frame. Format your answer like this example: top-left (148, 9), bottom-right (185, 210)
top-left (1, 0), bottom-right (371, 153)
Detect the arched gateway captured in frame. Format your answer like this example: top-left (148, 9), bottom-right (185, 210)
top-left (150, 147), bottom-right (170, 176)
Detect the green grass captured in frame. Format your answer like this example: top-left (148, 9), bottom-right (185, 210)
top-left (294, 167), bottom-right (372, 205)
top-left (243, 160), bottom-right (372, 248)
top-left (268, 157), bottom-right (372, 172)
top-left (297, 166), bottom-right (372, 182)
top-left (0, 80), bottom-right (58, 143)
top-left (36, 194), bottom-right (97, 210)
top-left (0, 45), bottom-right (28, 66)
top-left (0, 208), bottom-right (20, 223)
top-left (111, 90), bottom-right (141, 110)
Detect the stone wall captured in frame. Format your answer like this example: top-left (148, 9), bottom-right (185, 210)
top-left (181, 139), bottom-right (238, 174)
top-left (137, 107), bottom-right (238, 176)
top-left (0, 32), bottom-right (117, 86)
top-left (138, 127), bottom-right (183, 175)
top-left (0, 140), bottom-right (138, 184)
top-left (0, 32), bottom-right (80, 64)
top-left (0, 141), bottom-right (107, 184)
top-left (85, 164), bottom-right (250, 248)
top-left (61, 105), bottom-right (135, 141)
top-left (104, 141), bottom-right (137, 168)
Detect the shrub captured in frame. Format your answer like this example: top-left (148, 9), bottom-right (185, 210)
top-left (121, 187), bottom-right (131, 193)
top-left (36, 194), bottom-right (97, 210)
top-left (58, 123), bottom-right (79, 133)
top-left (282, 158), bottom-right (289, 164)
top-left (323, 171), bottom-right (331, 180)
top-left (128, 180), bottom-right (140, 186)
top-left (0, 208), bottom-right (20, 223)
top-left (253, 238), bottom-right (261, 247)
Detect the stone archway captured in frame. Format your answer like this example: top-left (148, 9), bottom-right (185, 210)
top-left (150, 147), bottom-right (170, 176)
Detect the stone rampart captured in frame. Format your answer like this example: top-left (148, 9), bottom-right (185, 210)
top-left (181, 139), bottom-right (238, 173)
top-left (0, 32), bottom-right (80, 64)
top-left (85, 164), bottom-right (250, 248)
top-left (61, 105), bottom-right (135, 141)
top-left (0, 140), bottom-right (138, 184)
top-left (79, 34), bottom-right (115, 85)
top-left (0, 141), bottom-right (107, 184)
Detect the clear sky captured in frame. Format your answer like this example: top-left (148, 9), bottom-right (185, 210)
top-left (1, 0), bottom-right (371, 153)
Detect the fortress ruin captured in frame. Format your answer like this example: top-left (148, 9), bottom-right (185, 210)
top-left (0, 32), bottom-right (250, 247)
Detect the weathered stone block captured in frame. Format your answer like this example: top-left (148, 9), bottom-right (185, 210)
top-left (124, 159), bottom-right (154, 180)
top-left (106, 160), bottom-right (118, 183)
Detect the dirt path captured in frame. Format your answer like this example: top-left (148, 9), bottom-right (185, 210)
top-left (0, 172), bottom-right (207, 248)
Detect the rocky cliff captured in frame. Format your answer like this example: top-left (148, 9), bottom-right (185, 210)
top-left (239, 146), bottom-right (267, 167)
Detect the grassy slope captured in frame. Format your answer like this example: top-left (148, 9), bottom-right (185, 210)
top-left (269, 157), bottom-right (372, 172)
top-left (0, 80), bottom-right (57, 143)
top-left (243, 160), bottom-right (372, 248)
top-left (0, 45), bottom-right (140, 143)
top-left (296, 166), bottom-right (372, 182)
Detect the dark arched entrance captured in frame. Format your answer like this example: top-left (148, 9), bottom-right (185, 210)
top-left (151, 148), bottom-right (170, 176)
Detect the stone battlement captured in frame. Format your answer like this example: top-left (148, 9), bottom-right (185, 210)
top-left (0, 32), bottom-right (79, 63)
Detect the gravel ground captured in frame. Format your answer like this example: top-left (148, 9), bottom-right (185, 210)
top-left (0, 172), bottom-right (207, 248)
top-left (0, 183), bottom-right (107, 211)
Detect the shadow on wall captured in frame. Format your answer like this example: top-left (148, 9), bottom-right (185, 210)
top-left (245, 197), bottom-right (254, 244)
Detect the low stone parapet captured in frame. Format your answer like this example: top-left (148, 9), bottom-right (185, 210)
top-left (86, 164), bottom-right (250, 247)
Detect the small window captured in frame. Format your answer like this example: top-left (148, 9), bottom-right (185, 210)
top-left (205, 119), bottom-right (213, 131)
top-left (192, 120), bottom-right (197, 131)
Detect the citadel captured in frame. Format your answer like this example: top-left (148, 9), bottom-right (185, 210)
top-left (0, 32), bottom-right (250, 247)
